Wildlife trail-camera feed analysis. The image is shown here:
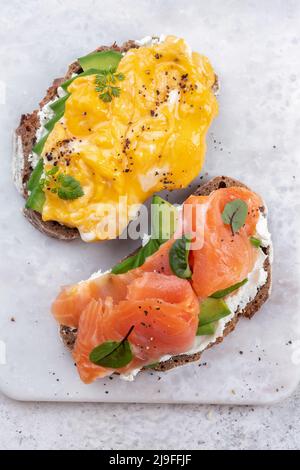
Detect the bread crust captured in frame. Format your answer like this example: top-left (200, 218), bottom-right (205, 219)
top-left (14, 40), bottom-right (219, 240)
top-left (59, 176), bottom-right (272, 373)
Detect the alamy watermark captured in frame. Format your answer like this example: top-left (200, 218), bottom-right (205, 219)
top-left (85, 198), bottom-right (206, 250)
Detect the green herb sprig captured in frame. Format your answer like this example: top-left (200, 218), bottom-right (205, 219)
top-left (169, 234), bottom-right (192, 279)
top-left (42, 166), bottom-right (84, 201)
top-left (95, 69), bottom-right (125, 103)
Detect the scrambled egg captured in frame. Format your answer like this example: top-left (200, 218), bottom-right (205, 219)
top-left (42, 36), bottom-right (218, 241)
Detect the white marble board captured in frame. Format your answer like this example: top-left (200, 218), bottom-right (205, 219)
top-left (0, 0), bottom-right (299, 403)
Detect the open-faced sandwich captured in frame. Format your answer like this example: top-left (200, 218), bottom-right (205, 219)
top-left (14, 35), bottom-right (218, 241)
top-left (52, 177), bottom-right (272, 383)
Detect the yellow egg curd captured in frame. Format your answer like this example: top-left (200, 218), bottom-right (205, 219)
top-left (41, 36), bottom-right (218, 241)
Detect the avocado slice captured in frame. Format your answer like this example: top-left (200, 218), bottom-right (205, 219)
top-left (32, 133), bottom-right (50, 156)
top-left (27, 158), bottom-right (44, 191)
top-left (25, 184), bottom-right (45, 213)
top-left (197, 322), bottom-right (217, 336)
top-left (151, 195), bottom-right (178, 242)
top-left (78, 50), bottom-right (122, 72)
top-left (44, 110), bottom-right (64, 132)
top-left (50, 94), bottom-right (70, 114)
top-left (199, 298), bottom-right (231, 326)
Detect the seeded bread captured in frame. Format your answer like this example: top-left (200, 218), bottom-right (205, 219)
top-left (59, 176), bottom-right (272, 373)
top-left (13, 40), bottom-right (219, 240)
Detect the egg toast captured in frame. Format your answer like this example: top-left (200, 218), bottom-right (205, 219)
top-left (13, 36), bottom-right (219, 241)
top-left (55, 176), bottom-right (272, 382)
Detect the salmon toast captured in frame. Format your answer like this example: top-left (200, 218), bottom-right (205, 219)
top-left (52, 177), bottom-right (272, 383)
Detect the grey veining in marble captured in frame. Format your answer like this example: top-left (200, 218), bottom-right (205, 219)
top-left (0, 0), bottom-right (300, 449)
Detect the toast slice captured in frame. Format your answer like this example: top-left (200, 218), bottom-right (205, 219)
top-left (59, 176), bottom-right (272, 373)
top-left (13, 39), bottom-right (219, 241)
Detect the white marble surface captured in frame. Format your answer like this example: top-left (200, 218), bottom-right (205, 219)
top-left (0, 0), bottom-right (300, 448)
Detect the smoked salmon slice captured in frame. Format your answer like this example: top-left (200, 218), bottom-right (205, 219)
top-left (52, 271), bottom-right (137, 328)
top-left (140, 186), bottom-right (262, 298)
top-left (73, 272), bottom-right (199, 383)
top-left (188, 186), bottom-right (262, 298)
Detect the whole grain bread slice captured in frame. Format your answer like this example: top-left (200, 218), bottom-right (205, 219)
top-left (59, 176), bottom-right (272, 373)
top-left (14, 40), bottom-right (219, 241)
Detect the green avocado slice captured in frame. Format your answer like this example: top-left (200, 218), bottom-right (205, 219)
top-left (197, 322), bottom-right (217, 336)
top-left (49, 94), bottom-right (70, 114)
top-left (44, 110), bottom-right (64, 132)
top-left (25, 184), bottom-right (45, 213)
top-left (27, 158), bottom-right (44, 191)
top-left (151, 195), bottom-right (178, 243)
top-left (78, 50), bottom-right (122, 72)
top-left (32, 133), bottom-right (50, 156)
top-left (199, 298), bottom-right (231, 326)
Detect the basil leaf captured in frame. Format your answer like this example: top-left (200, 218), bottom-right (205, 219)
top-left (210, 279), bottom-right (248, 299)
top-left (221, 198), bottom-right (248, 235)
top-left (197, 322), bottom-right (217, 336)
top-left (57, 174), bottom-right (84, 200)
top-left (111, 255), bottom-right (138, 275)
top-left (89, 326), bottom-right (134, 368)
top-left (27, 158), bottom-right (44, 191)
top-left (250, 236), bottom-right (261, 248)
top-left (169, 235), bottom-right (192, 279)
top-left (111, 238), bottom-right (160, 274)
top-left (25, 184), bottom-right (46, 213)
top-left (133, 238), bottom-right (161, 266)
top-left (199, 298), bottom-right (231, 326)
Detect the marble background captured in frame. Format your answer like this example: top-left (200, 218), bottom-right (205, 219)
top-left (0, 0), bottom-right (300, 449)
